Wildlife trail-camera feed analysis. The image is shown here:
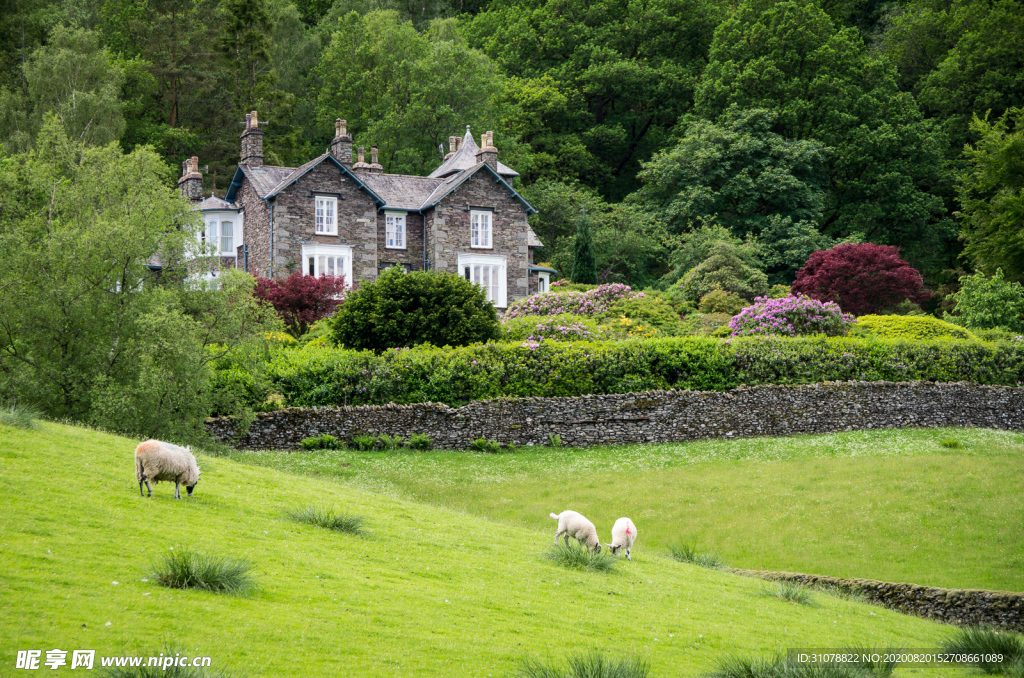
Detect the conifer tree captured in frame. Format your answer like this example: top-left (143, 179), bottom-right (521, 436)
top-left (571, 210), bottom-right (598, 284)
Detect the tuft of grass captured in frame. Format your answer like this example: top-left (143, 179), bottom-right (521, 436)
top-left (810, 584), bottom-right (869, 604)
top-left (298, 434), bottom-right (343, 451)
top-left (470, 437), bottom-right (503, 453)
top-left (378, 434), bottom-right (404, 450)
top-left (100, 646), bottom-right (242, 677)
top-left (349, 434), bottom-right (377, 451)
top-left (516, 650), bottom-right (649, 678)
top-left (760, 582), bottom-right (818, 607)
top-left (940, 438), bottom-right (963, 449)
top-left (941, 626), bottom-right (1024, 674)
top-left (0, 401), bottom-right (41, 429)
top-left (408, 433), bottom-right (432, 450)
top-left (668, 543), bottom-right (726, 569)
top-left (151, 550), bottom-right (257, 596)
top-left (545, 540), bottom-right (617, 573)
top-left (287, 506), bottom-right (365, 535)
top-left (707, 652), bottom-right (892, 678)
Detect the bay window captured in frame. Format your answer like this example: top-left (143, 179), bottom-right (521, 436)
top-left (302, 243), bottom-right (352, 285)
top-left (458, 253), bottom-right (506, 307)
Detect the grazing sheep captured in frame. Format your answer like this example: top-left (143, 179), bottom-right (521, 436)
top-left (135, 440), bottom-right (201, 499)
top-left (549, 510), bottom-right (601, 553)
top-left (606, 517), bottom-right (637, 561)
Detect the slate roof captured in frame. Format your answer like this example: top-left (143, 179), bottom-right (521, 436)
top-left (429, 128), bottom-right (519, 179)
top-left (526, 225), bottom-right (543, 247)
top-left (196, 196), bottom-right (239, 211)
top-left (240, 165), bottom-right (294, 197)
top-left (360, 173), bottom-right (444, 211)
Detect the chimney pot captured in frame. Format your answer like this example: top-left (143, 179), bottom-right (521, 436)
top-left (250, 110), bottom-right (258, 128)
top-left (240, 110), bottom-right (264, 167)
top-left (177, 155), bottom-right (203, 202)
top-left (369, 145), bottom-right (383, 174)
top-left (330, 116), bottom-right (353, 166)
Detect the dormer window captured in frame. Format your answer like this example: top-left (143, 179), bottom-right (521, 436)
top-left (315, 196), bottom-right (337, 235)
top-left (203, 217), bottom-right (238, 255)
top-left (471, 210), bottom-right (492, 248)
top-left (385, 211), bottom-right (406, 249)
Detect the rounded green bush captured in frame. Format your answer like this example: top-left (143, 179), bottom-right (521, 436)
top-left (329, 267), bottom-right (500, 352)
top-left (856, 315), bottom-right (977, 341)
top-left (600, 295), bottom-right (685, 336)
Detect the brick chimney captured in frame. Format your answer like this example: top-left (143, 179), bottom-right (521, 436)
top-left (476, 131), bottom-right (497, 171)
top-left (368, 145), bottom-right (384, 174)
top-left (240, 110), bottom-right (263, 167)
top-left (177, 156), bottom-right (203, 202)
top-left (352, 146), bottom-right (370, 173)
top-left (330, 118), bottom-right (352, 167)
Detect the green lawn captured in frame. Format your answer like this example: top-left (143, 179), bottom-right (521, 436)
top-left (0, 421), bottom-right (981, 677)
top-left (229, 427), bottom-right (1024, 593)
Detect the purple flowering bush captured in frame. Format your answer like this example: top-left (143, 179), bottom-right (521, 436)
top-left (504, 284), bottom-right (643, 318)
top-left (501, 314), bottom-right (605, 342)
top-left (730, 295), bottom-right (856, 337)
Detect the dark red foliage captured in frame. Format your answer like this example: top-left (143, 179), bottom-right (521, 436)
top-left (254, 271), bottom-right (347, 336)
top-left (791, 243), bottom-right (932, 315)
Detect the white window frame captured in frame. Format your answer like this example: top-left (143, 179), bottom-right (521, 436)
top-left (315, 196), bottom-right (338, 235)
top-left (200, 211), bottom-right (242, 257)
top-left (470, 210), bottom-right (492, 249)
top-left (385, 211), bottom-right (406, 249)
top-left (302, 243), bottom-right (353, 286)
top-left (458, 253), bottom-right (506, 307)
top-left (538, 272), bottom-right (550, 294)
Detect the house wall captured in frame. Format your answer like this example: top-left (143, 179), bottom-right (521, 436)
top-left (267, 164), bottom-right (379, 282)
top-left (236, 180), bottom-right (270, 278)
top-left (428, 170), bottom-right (532, 306)
top-left (376, 211), bottom-right (425, 271)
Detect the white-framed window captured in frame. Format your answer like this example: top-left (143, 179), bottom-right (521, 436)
top-left (538, 272), bottom-right (550, 293)
top-left (315, 196), bottom-right (337, 235)
top-left (458, 253), bottom-right (506, 307)
top-left (385, 211), bottom-right (406, 249)
top-left (201, 214), bottom-right (241, 256)
top-left (302, 243), bottom-right (352, 285)
top-left (470, 210), bottom-right (492, 248)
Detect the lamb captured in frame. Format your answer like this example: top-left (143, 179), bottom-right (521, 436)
top-left (606, 517), bottom-right (637, 561)
top-left (549, 510), bottom-right (602, 553)
top-left (135, 439), bottom-right (201, 499)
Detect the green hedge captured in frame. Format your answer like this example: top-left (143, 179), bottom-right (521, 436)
top-left (265, 336), bottom-right (1024, 408)
top-left (855, 314), bottom-right (977, 341)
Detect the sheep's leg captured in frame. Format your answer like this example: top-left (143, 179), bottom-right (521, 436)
top-left (554, 529), bottom-right (563, 545)
top-left (626, 547), bottom-right (631, 561)
top-left (144, 480), bottom-right (152, 497)
top-left (139, 481), bottom-right (144, 497)
top-left (563, 535), bottom-right (571, 548)
top-left (174, 482), bottom-right (181, 500)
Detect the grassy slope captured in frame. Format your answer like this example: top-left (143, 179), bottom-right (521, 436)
top-left (0, 423), bottom-right (974, 677)
top-left (230, 428), bottom-right (1024, 592)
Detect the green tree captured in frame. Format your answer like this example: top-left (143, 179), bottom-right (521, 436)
top-left (680, 241), bottom-right (769, 303)
top-left (660, 218), bottom-right (763, 287)
top-left (329, 267), bottom-right (500, 351)
top-left (957, 108), bottom-right (1024, 280)
top-left (315, 11), bottom-right (498, 176)
top-left (694, 0), bottom-right (954, 270)
top-left (222, 0), bottom-right (279, 116)
top-left (0, 25), bottom-right (125, 152)
top-left (945, 269), bottom-right (1024, 332)
top-left (0, 116), bottom-right (278, 439)
top-left (570, 210), bottom-right (598, 284)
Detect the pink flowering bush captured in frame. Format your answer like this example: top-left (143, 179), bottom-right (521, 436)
top-left (729, 294), bottom-right (856, 337)
top-left (502, 313), bottom-right (604, 342)
top-left (504, 284), bottom-right (643, 318)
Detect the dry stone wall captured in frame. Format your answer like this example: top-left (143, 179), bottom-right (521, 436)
top-left (732, 569), bottom-right (1024, 630)
top-left (204, 381), bottom-right (1024, 451)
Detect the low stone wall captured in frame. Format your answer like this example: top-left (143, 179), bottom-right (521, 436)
top-left (732, 569), bottom-right (1024, 631)
top-left (205, 380), bottom-right (1024, 450)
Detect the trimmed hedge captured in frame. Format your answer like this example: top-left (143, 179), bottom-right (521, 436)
top-left (856, 314), bottom-right (977, 341)
top-left (266, 336), bottom-right (1024, 408)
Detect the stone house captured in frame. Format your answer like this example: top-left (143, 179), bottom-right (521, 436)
top-left (177, 111), bottom-right (554, 308)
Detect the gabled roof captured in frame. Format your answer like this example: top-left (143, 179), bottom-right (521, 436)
top-left (196, 196), bottom-right (239, 211)
top-left (526, 225), bottom-right (543, 247)
top-left (421, 160), bottom-right (537, 215)
top-left (429, 128), bottom-right (519, 179)
top-left (225, 154), bottom-right (386, 205)
top-left (359, 173), bottom-right (444, 211)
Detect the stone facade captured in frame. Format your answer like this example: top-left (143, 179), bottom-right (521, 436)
top-left (235, 180), bottom-right (270, 278)
top-left (204, 380), bottom-right (1024, 450)
top-left (377, 209), bottom-right (425, 271)
top-left (732, 569), bottom-right (1024, 631)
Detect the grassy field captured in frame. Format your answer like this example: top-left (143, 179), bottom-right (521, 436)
top-left (0, 421), bottom-right (982, 677)
top-left (228, 427), bottom-right (1024, 593)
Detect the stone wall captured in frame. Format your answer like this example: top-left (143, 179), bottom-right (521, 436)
top-left (204, 381), bottom-right (1024, 451)
top-left (731, 569), bottom-right (1024, 631)
top-left (235, 180), bottom-right (270, 278)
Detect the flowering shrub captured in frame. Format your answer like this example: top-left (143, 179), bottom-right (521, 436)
top-left (729, 295), bottom-right (855, 337)
top-left (502, 314), bottom-right (604, 342)
top-left (504, 284), bottom-right (642, 318)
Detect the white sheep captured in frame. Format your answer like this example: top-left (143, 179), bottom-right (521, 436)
top-left (606, 517), bottom-right (637, 561)
top-left (135, 439), bottom-right (201, 499)
top-left (549, 510), bottom-right (602, 553)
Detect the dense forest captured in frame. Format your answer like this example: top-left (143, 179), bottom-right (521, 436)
top-left (1, 0), bottom-right (1022, 297)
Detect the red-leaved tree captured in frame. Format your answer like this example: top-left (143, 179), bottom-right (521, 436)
top-left (254, 272), bottom-right (347, 337)
top-left (791, 243), bottom-right (931, 315)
